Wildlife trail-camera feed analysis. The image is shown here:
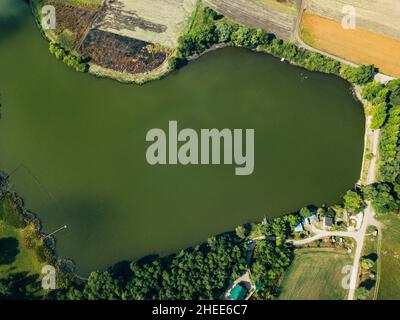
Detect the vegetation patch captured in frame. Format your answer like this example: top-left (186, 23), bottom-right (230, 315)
top-left (0, 197), bottom-right (45, 299)
top-left (33, 0), bottom-right (99, 49)
top-left (49, 42), bottom-right (89, 72)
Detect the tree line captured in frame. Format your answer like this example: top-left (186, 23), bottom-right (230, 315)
top-left (169, 6), bottom-right (376, 86)
top-left (48, 215), bottom-right (300, 300)
top-left (359, 79), bottom-right (400, 214)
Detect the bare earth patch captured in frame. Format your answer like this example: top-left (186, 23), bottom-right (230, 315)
top-left (301, 13), bottom-right (400, 78)
top-left (204, 0), bottom-right (296, 40)
top-left (305, 0), bottom-right (400, 41)
top-left (79, 29), bottom-right (169, 73)
top-left (93, 0), bottom-right (197, 48)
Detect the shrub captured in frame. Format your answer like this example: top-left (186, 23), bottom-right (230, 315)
top-left (373, 87), bottom-right (390, 104)
top-left (21, 228), bottom-right (36, 250)
top-left (341, 64), bottom-right (375, 85)
top-left (371, 102), bottom-right (388, 129)
top-left (0, 199), bottom-right (26, 229)
top-left (49, 42), bottom-right (88, 73)
top-left (203, 7), bottom-right (223, 21)
top-left (215, 23), bottom-right (233, 43)
top-left (63, 54), bottom-right (88, 73)
top-left (36, 245), bottom-right (53, 263)
top-left (361, 82), bottom-right (383, 101)
top-left (168, 56), bottom-right (188, 70)
top-left (49, 42), bottom-right (66, 60)
top-left (378, 106), bottom-right (400, 182)
top-left (343, 190), bottom-right (366, 214)
top-left (387, 79), bottom-right (400, 105)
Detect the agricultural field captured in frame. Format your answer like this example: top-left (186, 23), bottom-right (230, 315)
top-left (93, 0), bottom-right (197, 48)
top-left (305, 0), bottom-right (400, 40)
top-left (255, 0), bottom-right (298, 15)
top-left (203, 0), bottom-right (297, 40)
top-left (33, 0), bottom-right (100, 49)
top-left (277, 249), bottom-right (352, 300)
top-left (301, 13), bottom-right (400, 77)
top-left (377, 213), bottom-right (400, 299)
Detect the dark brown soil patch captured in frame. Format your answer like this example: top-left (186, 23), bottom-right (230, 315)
top-left (78, 29), bottom-right (169, 74)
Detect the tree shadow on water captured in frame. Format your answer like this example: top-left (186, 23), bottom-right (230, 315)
top-left (0, 0), bottom-right (31, 43)
top-left (0, 237), bottom-right (19, 265)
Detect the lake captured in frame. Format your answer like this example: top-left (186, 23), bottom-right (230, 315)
top-left (0, 5), bottom-right (364, 274)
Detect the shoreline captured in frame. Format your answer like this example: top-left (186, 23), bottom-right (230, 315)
top-left (5, 0), bottom-right (383, 282)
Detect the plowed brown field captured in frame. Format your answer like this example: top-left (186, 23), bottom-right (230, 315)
top-left (301, 13), bottom-right (400, 77)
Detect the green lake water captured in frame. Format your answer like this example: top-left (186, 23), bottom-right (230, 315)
top-left (0, 5), bottom-right (364, 274)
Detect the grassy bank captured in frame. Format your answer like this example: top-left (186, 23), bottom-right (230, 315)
top-left (0, 175), bottom-right (71, 299)
top-left (0, 196), bottom-right (45, 298)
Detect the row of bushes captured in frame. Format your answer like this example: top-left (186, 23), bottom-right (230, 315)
top-left (361, 78), bottom-right (400, 185)
top-left (379, 106), bottom-right (400, 183)
top-left (170, 7), bottom-right (375, 85)
top-left (371, 102), bottom-right (388, 129)
top-left (49, 42), bottom-right (89, 73)
top-left (358, 77), bottom-right (400, 214)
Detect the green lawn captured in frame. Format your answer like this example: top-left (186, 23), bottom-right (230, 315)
top-left (377, 213), bottom-right (400, 299)
top-left (358, 226), bottom-right (379, 299)
top-left (0, 197), bottom-right (47, 298)
top-left (0, 222), bottom-right (44, 280)
top-left (277, 249), bottom-right (352, 300)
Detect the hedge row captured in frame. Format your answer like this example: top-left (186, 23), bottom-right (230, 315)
top-left (49, 42), bottom-right (89, 73)
top-left (170, 8), bottom-right (375, 85)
